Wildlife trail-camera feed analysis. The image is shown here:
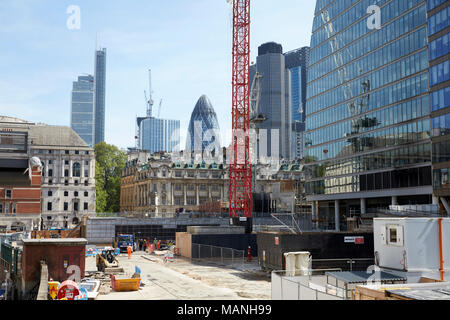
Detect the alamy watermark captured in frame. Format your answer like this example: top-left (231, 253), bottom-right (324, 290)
top-left (367, 5), bottom-right (381, 30)
top-left (66, 5), bottom-right (81, 30)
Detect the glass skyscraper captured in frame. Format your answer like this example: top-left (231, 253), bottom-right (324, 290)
top-left (70, 75), bottom-right (95, 147)
top-left (305, 0), bottom-right (437, 229)
top-left (94, 48), bottom-right (106, 145)
top-left (285, 47), bottom-right (310, 160)
top-left (140, 117), bottom-right (180, 154)
top-left (185, 95), bottom-right (221, 158)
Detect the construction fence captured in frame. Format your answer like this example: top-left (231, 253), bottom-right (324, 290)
top-left (191, 243), bottom-right (245, 266)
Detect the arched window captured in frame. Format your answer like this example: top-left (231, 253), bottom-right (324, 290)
top-left (73, 162), bottom-right (81, 177)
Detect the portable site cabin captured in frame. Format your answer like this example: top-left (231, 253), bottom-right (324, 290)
top-left (373, 218), bottom-right (450, 282)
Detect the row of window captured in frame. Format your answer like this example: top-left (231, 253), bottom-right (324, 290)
top-left (305, 166), bottom-right (432, 195)
top-left (429, 32), bottom-right (450, 61)
top-left (432, 140), bottom-right (450, 163)
top-left (47, 179), bottom-right (90, 187)
top-left (307, 93), bottom-right (429, 147)
top-left (308, 49), bottom-right (428, 116)
top-left (38, 149), bottom-right (90, 155)
top-left (430, 86), bottom-right (450, 112)
top-left (427, 0), bottom-right (447, 11)
top-left (47, 190), bottom-right (89, 197)
top-left (433, 167), bottom-right (450, 190)
top-left (428, 5), bottom-right (449, 36)
top-left (310, 4), bottom-right (426, 85)
top-left (0, 203), bottom-right (16, 214)
top-left (311, 0), bottom-right (385, 48)
top-left (308, 26), bottom-right (427, 98)
top-left (306, 73), bottom-right (429, 143)
top-left (47, 202), bottom-right (88, 212)
top-left (430, 60), bottom-right (450, 87)
top-left (431, 113), bottom-right (450, 137)
top-left (305, 142), bottom-right (431, 180)
top-left (306, 118), bottom-right (430, 163)
top-left (310, 0), bottom-right (424, 67)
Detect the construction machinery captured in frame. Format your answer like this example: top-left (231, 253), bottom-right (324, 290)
top-left (117, 234), bottom-right (134, 253)
top-left (95, 248), bottom-right (120, 272)
top-left (229, 0), bottom-right (253, 233)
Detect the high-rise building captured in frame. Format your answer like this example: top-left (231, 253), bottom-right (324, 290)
top-left (70, 75), bottom-right (95, 147)
top-left (305, 0), bottom-right (436, 229)
top-left (285, 47), bottom-right (310, 160)
top-left (94, 48), bottom-right (107, 145)
top-left (185, 95), bottom-right (221, 158)
top-left (139, 117), bottom-right (180, 154)
top-left (428, 1), bottom-right (450, 204)
top-left (250, 42), bottom-right (291, 160)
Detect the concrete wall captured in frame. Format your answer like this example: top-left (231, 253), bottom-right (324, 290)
top-left (175, 232), bottom-right (192, 259)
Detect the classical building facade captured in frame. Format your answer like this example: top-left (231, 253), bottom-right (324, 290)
top-left (29, 125), bottom-right (96, 229)
top-left (120, 151), bottom-right (304, 217)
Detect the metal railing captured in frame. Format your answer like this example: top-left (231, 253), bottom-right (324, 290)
top-left (191, 243), bottom-right (245, 266)
top-left (271, 269), bottom-right (344, 300)
top-left (312, 258), bottom-right (375, 272)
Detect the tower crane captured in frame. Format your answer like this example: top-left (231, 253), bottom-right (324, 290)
top-left (157, 99), bottom-right (163, 118)
top-left (229, 0), bottom-right (252, 233)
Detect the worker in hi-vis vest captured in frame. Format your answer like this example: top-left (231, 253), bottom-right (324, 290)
top-left (127, 245), bottom-right (132, 259)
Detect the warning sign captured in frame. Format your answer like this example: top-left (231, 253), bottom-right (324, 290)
top-left (344, 236), bottom-right (364, 244)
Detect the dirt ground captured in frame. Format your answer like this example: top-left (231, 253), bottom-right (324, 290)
top-left (84, 251), bottom-right (271, 300)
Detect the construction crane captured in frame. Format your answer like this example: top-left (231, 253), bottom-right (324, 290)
top-left (145, 69), bottom-right (154, 118)
top-left (229, 0), bottom-right (252, 233)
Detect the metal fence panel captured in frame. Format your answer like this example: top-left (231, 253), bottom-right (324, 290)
top-left (299, 285), bottom-right (317, 300)
top-left (282, 278), bottom-right (299, 300)
top-left (271, 272), bottom-right (282, 300)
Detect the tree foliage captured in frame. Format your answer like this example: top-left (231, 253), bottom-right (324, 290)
top-left (94, 142), bottom-right (127, 213)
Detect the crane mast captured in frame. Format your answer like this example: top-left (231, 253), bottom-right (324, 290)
top-left (229, 0), bottom-right (252, 232)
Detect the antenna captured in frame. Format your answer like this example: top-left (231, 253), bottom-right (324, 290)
top-left (146, 69), bottom-right (154, 117)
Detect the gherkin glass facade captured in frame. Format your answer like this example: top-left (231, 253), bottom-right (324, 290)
top-left (304, 0), bottom-right (434, 211)
top-left (185, 95), bottom-right (221, 156)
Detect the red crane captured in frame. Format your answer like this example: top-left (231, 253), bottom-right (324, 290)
top-left (229, 0), bottom-right (252, 232)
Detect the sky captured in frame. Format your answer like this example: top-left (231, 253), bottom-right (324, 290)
top-left (0, 0), bottom-right (316, 150)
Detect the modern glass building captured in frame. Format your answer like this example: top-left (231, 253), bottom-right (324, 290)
top-left (140, 117), bottom-right (180, 154)
top-left (304, 0), bottom-right (439, 229)
top-left (285, 47), bottom-right (310, 160)
top-left (185, 95), bottom-right (221, 158)
top-left (70, 75), bottom-right (95, 147)
top-left (94, 48), bottom-right (107, 145)
top-left (429, 0), bottom-right (450, 203)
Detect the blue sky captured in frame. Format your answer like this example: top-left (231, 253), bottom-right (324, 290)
top-left (0, 0), bottom-right (315, 149)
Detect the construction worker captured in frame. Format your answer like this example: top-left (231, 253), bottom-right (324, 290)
top-left (127, 245), bottom-right (132, 259)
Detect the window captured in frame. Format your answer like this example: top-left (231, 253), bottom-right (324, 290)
top-left (84, 191), bottom-right (88, 197)
top-left (387, 225), bottom-right (404, 246)
top-left (84, 203), bottom-right (88, 210)
top-left (84, 180), bottom-right (89, 186)
top-left (75, 150), bottom-right (79, 155)
top-left (85, 151), bottom-right (89, 155)
top-left (5, 203), bottom-right (9, 214)
top-left (48, 191), bottom-right (53, 197)
top-left (84, 170), bottom-right (89, 177)
top-left (64, 203), bottom-right (68, 211)
top-left (74, 191), bottom-right (79, 197)
top-left (73, 162), bottom-right (81, 177)
top-left (175, 184), bottom-right (182, 191)
top-left (64, 169), bottom-right (69, 177)
top-left (48, 150), bottom-right (53, 154)
top-left (65, 160), bottom-right (69, 165)
top-left (74, 202), bottom-right (79, 211)
top-left (6, 189), bottom-right (12, 199)
top-left (65, 150), bottom-right (69, 154)
top-left (389, 228), bottom-right (397, 243)
top-left (85, 161), bottom-right (89, 166)
top-left (74, 180), bottom-right (79, 186)
top-left (48, 179), bottom-right (53, 185)
top-left (12, 203), bottom-right (16, 214)
top-left (65, 180), bottom-right (68, 186)
top-left (0, 203), bottom-right (2, 213)
top-left (48, 169), bottom-right (53, 177)
top-left (64, 191), bottom-right (68, 197)
top-left (47, 202), bottom-right (52, 211)
top-left (48, 160), bottom-right (53, 165)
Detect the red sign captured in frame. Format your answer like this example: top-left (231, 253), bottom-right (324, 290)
top-left (275, 237), bottom-right (279, 245)
top-left (57, 280), bottom-right (80, 300)
top-left (354, 237), bottom-right (365, 244)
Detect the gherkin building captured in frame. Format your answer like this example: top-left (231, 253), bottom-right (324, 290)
top-left (185, 95), bottom-right (221, 156)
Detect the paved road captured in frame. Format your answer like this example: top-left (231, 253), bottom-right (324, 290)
top-left (86, 254), bottom-right (246, 300)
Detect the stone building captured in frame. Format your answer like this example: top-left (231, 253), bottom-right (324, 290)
top-left (120, 151), bottom-right (304, 217)
top-left (29, 125), bottom-right (96, 229)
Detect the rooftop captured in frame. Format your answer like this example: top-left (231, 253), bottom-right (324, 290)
top-left (29, 125), bottom-right (89, 148)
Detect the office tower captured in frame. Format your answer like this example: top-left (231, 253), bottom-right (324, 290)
top-left (285, 47), bottom-right (311, 160)
top-left (305, 0), bottom-right (434, 228)
top-left (139, 117), bottom-right (180, 154)
top-left (94, 48), bottom-right (106, 145)
top-left (70, 75), bottom-right (95, 147)
top-left (250, 42), bottom-right (291, 160)
top-left (185, 95), bottom-right (221, 158)
top-left (429, 1), bottom-right (450, 204)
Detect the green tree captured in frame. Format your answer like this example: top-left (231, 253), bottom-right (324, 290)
top-left (94, 142), bottom-right (127, 213)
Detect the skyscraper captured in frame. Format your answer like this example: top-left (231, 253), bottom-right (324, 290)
top-left (250, 42), bottom-right (291, 160)
top-left (305, 0), bottom-right (435, 229)
top-left (139, 117), bottom-right (180, 154)
top-left (285, 47), bottom-right (310, 160)
top-left (94, 48), bottom-right (106, 145)
top-left (70, 75), bottom-right (95, 147)
top-left (185, 95), bottom-right (221, 158)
